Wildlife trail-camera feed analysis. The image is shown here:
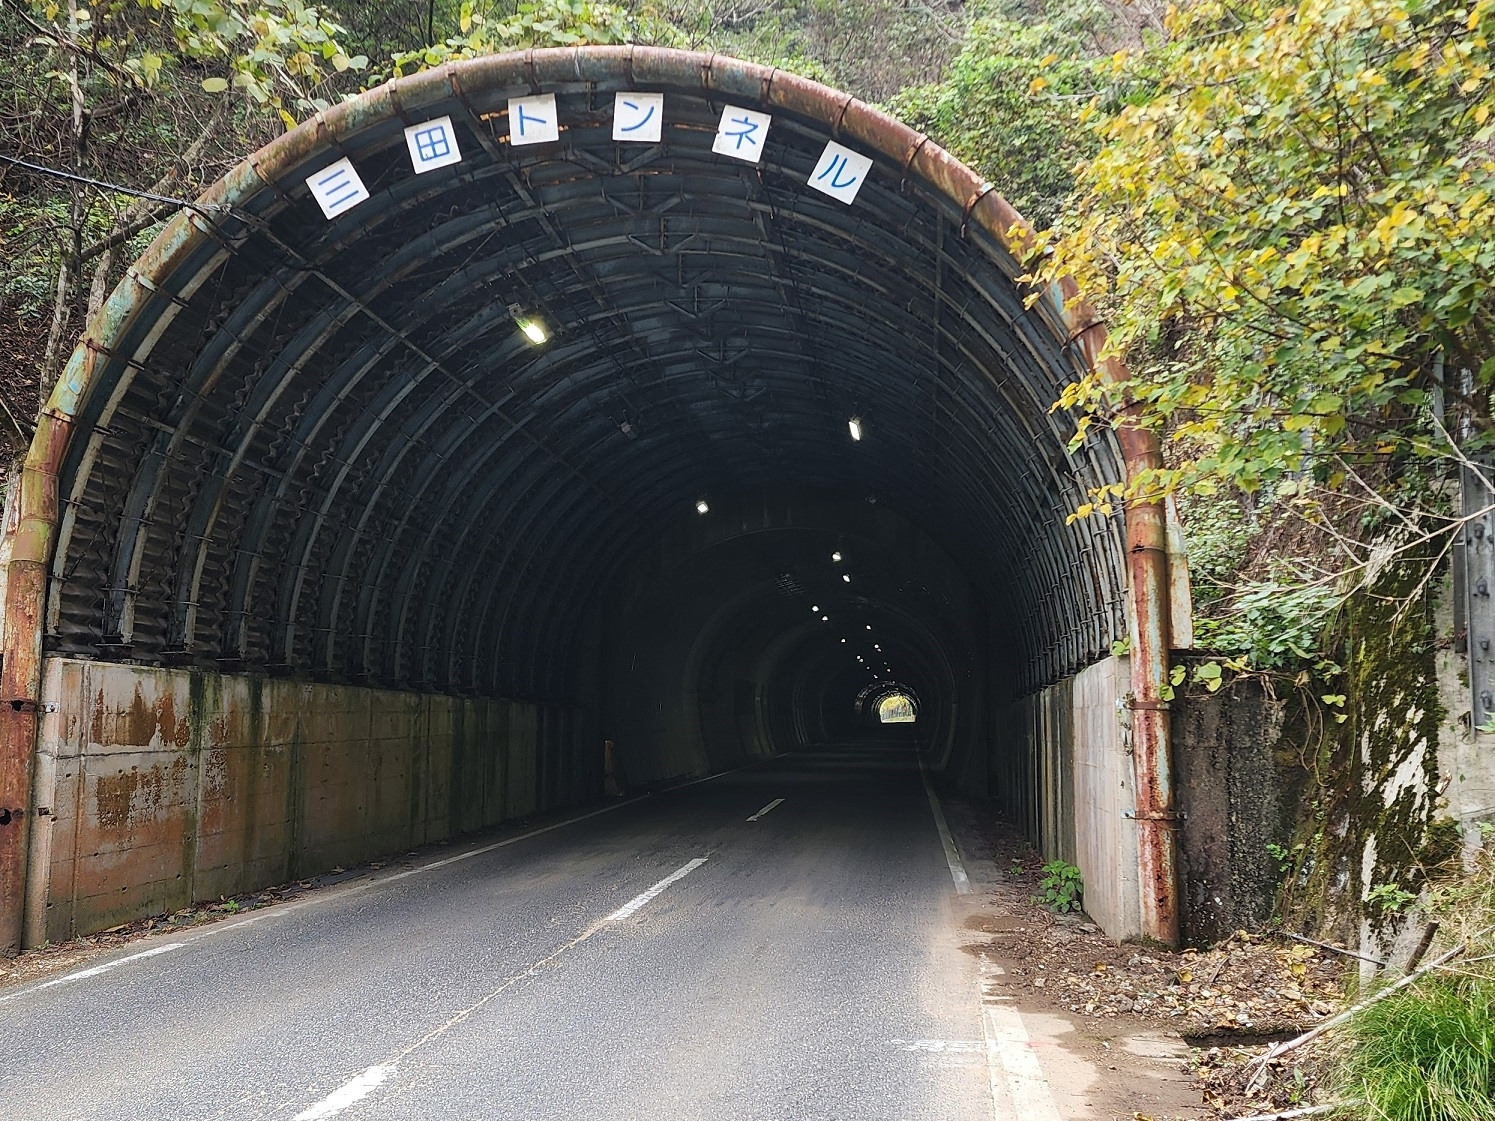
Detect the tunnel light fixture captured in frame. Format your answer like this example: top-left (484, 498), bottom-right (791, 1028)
top-left (874, 644), bottom-right (881, 650)
top-left (840, 638), bottom-right (847, 643)
top-left (832, 551), bottom-right (842, 562)
top-left (695, 498), bottom-right (710, 515)
top-left (811, 604), bottom-right (819, 612)
top-left (821, 615), bottom-right (829, 622)
top-left (848, 416), bottom-right (863, 442)
top-left (842, 574), bottom-right (851, 583)
top-left (509, 304), bottom-right (549, 345)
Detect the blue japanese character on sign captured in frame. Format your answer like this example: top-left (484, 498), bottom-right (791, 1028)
top-left (712, 105), bottom-right (772, 164)
top-left (808, 141), bottom-right (874, 205)
top-left (403, 115), bottom-right (463, 173)
top-left (305, 157), bottom-right (370, 219)
top-left (509, 94), bottom-right (559, 146)
top-left (612, 91), bottom-right (664, 143)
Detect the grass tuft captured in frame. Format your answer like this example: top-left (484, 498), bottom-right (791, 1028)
top-left (1332, 848), bottom-right (1495, 1121)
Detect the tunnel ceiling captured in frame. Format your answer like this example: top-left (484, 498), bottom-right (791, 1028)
top-left (42, 47), bottom-right (1130, 701)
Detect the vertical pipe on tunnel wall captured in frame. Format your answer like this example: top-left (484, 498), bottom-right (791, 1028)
top-left (0, 404), bottom-right (71, 952)
top-left (1097, 348), bottom-right (1179, 948)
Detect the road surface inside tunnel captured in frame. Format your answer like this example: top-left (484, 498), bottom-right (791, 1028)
top-left (0, 743), bottom-right (998, 1120)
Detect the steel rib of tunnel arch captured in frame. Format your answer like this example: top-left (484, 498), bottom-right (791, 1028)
top-left (0, 45), bottom-right (1182, 949)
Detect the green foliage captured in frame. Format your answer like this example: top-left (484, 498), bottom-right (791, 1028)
top-left (1265, 841), bottom-right (1304, 875)
top-left (21, 0), bottom-right (367, 127)
top-left (1035, 859), bottom-right (1083, 913)
top-left (1034, 0), bottom-right (1495, 505)
top-left (1366, 882), bottom-right (1418, 913)
top-left (1192, 574), bottom-right (1343, 669)
top-left (886, 10), bottom-right (1106, 228)
top-left (1334, 855), bottom-right (1495, 1121)
top-left (382, 0), bottom-right (661, 77)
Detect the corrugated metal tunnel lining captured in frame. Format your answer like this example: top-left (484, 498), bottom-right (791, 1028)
top-left (44, 46), bottom-right (1129, 699)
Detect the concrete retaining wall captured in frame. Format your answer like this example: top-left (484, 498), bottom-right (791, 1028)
top-left (23, 658), bottom-right (594, 946)
top-left (992, 656), bottom-right (1141, 940)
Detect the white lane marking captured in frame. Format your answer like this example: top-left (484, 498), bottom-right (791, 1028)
top-left (746, 797), bottom-right (784, 821)
top-left (381, 796), bottom-right (650, 882)
top-left (917, 755), bottom-right (970, 894)
top-left (0, 942), bottom-right (186, 1004)
top-left (0, 797), bottom-right (667, 1006)
top-left (981, 1001), bottom-right (1065, 1121)
top-left (606, 857), bottom-right (709, 921)
top-left (977, 959), bottom-right (1063, 1121)
top-left (293, 1064), bottom-right (394, 1120)
top-left (893, 1039), bottom-right (985, 1053)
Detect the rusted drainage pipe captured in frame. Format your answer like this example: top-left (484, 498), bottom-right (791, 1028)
top-left (0, 403), bottom-right (71, 952)
top-left (1097, 345), bottom-right (1179, 947)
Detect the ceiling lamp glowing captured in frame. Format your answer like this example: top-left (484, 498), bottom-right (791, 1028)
top-left (695, 499), bottom-right (710, 515)
top-left (517, 317), bottom-right (548, 344)
top-left (832, 551), bottom-right (842, 562)
top-left (848, 417), bottom-right (863, 441)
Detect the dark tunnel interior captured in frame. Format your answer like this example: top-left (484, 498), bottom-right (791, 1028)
top-left (39, 48), bottom-right (1133, 802)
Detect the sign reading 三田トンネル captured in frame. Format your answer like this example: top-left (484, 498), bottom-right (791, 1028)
top-left (712, 106), bottom-right (771, 163)
top-left (404, 116), bottom-right (463, 173)
top-left (808, 141), bottom-right (874, 205)
top-left (306, 158), bottom-right (370, 219)
top-left (613, 92), bottom-right (664, 143)
top-left (509, 94), bottom-right (559, 146)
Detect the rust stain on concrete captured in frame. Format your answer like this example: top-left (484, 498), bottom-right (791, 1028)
top-left (92, 757), bottom-right (186, 831)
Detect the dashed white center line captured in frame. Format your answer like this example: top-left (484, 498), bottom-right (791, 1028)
top-left (746, 797), bottom-right (784, 821)
top-left (293, 1064), bottom-right (394, 1120)
top-left (606, 857), bottom-right (709, 920)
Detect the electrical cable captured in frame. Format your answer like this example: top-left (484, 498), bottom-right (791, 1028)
top-left (0, 153), bottom-right (221, 213)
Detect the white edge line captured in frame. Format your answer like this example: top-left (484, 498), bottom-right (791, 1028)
top-left (0, 942), bottom-right (186, 1004)
top-left (606, 857), bottom-right (709, 921)
top-left (982, 1001), bottom-right (1065, 1121)
top-left (917, 756), bottom-right (970, 895)
top-left (746, 797), bottom-right (785, 821)
top-left (293, 1064), bottom-right (395, 1121)
top-left (2, 759), bottom-right (764, 1005)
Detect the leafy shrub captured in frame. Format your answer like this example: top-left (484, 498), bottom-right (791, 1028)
top-left (1035, 859), bottom-right (1083, 913)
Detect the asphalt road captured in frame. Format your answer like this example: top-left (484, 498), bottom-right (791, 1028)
top-left (0, 742), bottom-right (993, 1120)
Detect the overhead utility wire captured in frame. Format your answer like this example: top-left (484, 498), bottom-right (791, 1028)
top-left (0, 153), bottom-right (222, 213)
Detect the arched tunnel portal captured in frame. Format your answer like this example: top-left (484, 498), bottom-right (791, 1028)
top-left (0, 48), bottom-right (1183, 952)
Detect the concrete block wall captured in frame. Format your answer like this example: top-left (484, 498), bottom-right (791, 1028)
top-left (23, 658), bottom-right (592, 946)
top-left (992, 656), bottom-right (1141, 940)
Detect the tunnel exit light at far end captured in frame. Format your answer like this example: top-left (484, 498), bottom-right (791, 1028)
top-left (695, 499), bottom-right (710, 515)
top-left (517, 317), bottom-right (548, 344)
top-left (848, 417), bottom-right (863, 441)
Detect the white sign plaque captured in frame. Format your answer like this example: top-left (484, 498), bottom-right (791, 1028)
top-left (508, 94), bottom-right (559, 146)
top-left (404, 115), bottom-right (463, 173)
top-left (306, 158), bottom-right (369, 219)
top-left (712, 105), bottom-right (771, 163)
top-left (612, 92), bottom-right (664, 142)
top-left (808, 141), bottom-right (874, 205)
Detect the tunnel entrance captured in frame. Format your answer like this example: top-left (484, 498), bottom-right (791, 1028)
top-left (0, 47), bottom-right (1183, 952)
top-left (877, 695), bottom-right (916, 725)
